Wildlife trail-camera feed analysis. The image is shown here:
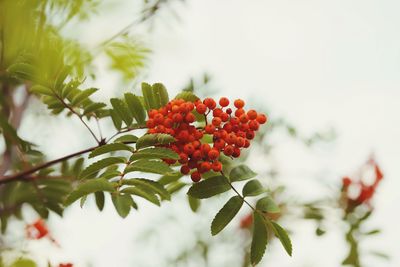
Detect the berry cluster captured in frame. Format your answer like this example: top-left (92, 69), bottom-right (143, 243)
top-left (341, 158), bottom-right (383, 210)
top-left (146, 97), bottom-right (267, 182)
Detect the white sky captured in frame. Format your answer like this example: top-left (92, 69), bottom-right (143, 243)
top-left (10, 0), bottom-right (400, 266)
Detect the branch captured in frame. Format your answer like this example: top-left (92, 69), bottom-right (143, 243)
top-left (0, 145), bottom-right (97, 184)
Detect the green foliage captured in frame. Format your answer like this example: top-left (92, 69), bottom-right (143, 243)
top-left (271, 221), bottom-right (292, 256)
top-left (250, 212), bottom-right (269, 265)
top-left (130, 147), bottom-right (179, 161)
top-left (136, 133), bottom-right (176, 149)
top-left (112, 193), bottom-right (135, 218)
top-left (79, 157), bottom-right (126, 179)
top-left (125, 159), bottom-right (174, 175)
top-left (141, 82), bottom-right (169, 110)
top-left (242, 179), bottom-right (265, 197)
top-left (187, 176), bottom-right (231, 199)
top-left (121, 178), bottom-right (170, 201)
top-left (256, 196), bottom-right (280, 213)
top-left (89, 143), bottom-right (133, 158)
top-left (187, 195), bottom-right (201, 212)
top-left (229, 165), bottom-right (257, 182)
top-left (65, 178), bottom-right (115, 206)
top-left (211, 196), bottom-right (243, 235)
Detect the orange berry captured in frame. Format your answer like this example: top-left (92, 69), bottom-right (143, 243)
top-left (248, 120), bottom-right (259, 131)
top-left (212, 161), bottom-right (222, 172)
top-left (223, 145), bottom-right (234, 156)
top-left (247, 110), bottom-right (258, 120)
top-left (239, 114), bottom-right (249, 123)
top-left (146, 119), bottom-right (155, 128)
top-left (185, 113), bottom-right (195, 123)
top-left (256, 114), bottom-right (267, 124)
top-left (205, 124), bottom-right (216, 134)
top-left (234, 99), bottom-right (245, 109)
top-left (212, 117), bottom-right (222, 127)
top-left (219, 97), bottom-right (229, 107)
top-left (235, 108), bottom-right (245, 118)
top-left (208, 149), bottom-right (220, 160)
top-left (196, 103), bottom-right (207, 114)
top-left (199, 161), bottom-right (211, 173)
top-left (204, 98), bottom-right (217, 109)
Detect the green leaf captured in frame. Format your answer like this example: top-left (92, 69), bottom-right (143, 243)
top-left (65, 178), bottom-right (115, 206)
top-left (229, 165), bottom-right (257, 182)
top-left (130, 147), bottom-right (179, 161)
top-left (188, 195), bottom-right (200, 212)
top-left (89, 143), bottom-right (133, 158)
top-left (136, 133), bottom-right (175, 150)
top-left (110, 98), bottom-right (133, 126)
top-left (112, 193), bottom-right (133, 218)
top-left (10, 258), bottom-right (37, 267)
top-left (114, 134), bottom-right (139, 143)
top-left (83, 102), bottom-right (107, 115)
top-left (250, 212), bottom-right (268, 265)
top-left (7, 63), bottom-right (36, 81)
top-left (242, 179), bottom-right (265, 197)
top-left (174, 91), bottom-right (200, 102)
top-left (54, 65), bottom-right (72, 90)
top-left (79, 157), bottom-right (125, 179)
top-left (256, 197), bottom-right (280, 213)
top-left (122, 178), bottom-right (170, 200)
top-left (71, 88), bottom-right (98, 106)
top-left (211, 196), bottom-right (243, 235)
top-left (141, 82), bottom-right (157, 110)
top-left (124, 159), bottom-right (174, 175)
top-left (152, 83), bottom-right (169, 107)
top-left (95, 191), bottom-right (105, 211)
top-left (121, 186), bottom-right (160, 206)
top-left (124, 93), bottom-right (146, 124)
top-left (158, 172), bottom-right (183, 186)
top-left (271, 221), bottom-right (292, 256)
top-left (187, 176), bottom-right (230, 199)
top-left (29, 85), bottom-right (54, 96)
top-left (110, 109), bottom-right (122, 130)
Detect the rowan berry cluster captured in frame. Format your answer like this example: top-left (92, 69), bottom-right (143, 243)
top-left (146, 97), bottom-right (267, 182)
top-left (26, 218), bottom-right (49, 239)
top-left (341, 158), bottom-right (383, 210)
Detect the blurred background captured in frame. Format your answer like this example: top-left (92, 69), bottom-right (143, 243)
top-left (1, 0), bottom-right (399, 266)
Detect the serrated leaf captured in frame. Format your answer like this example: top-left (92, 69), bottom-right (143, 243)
top-left (71, 88), bottom-right (98, 106)
top-left (121, 186), bottom-right (160, 206)
top-left (29, 85), bottom-right (55, 96)
top-left (242, 179), bottom-right (265, 197)
top-left (130, 147), bottom-right (179, 161)
top-left (54, 66), bottom-right (72, 90)
top-left (141, 82), bottom-right (156, 110)
top-left (124, 93), bottom-right (146, 124)
top-left (256, 197), bottom-right (280, 213)
top-left (152, 83), bottom-right (169, 107)
top-left (95, 191), bottom-right (105, 211)
top-left (122, 178), bottom-right (170, 200)
top-left (187, 176), bottom-right (230, 199)
top-left (251, 212), bottom-right (268, 265)
top-left (89, 143), bottom-right (133, 158)
top-left (110, 109), bottom-right (122, 130)
top-left (271, 221), bottom-right (292, 256)
top-left (211, 196), bottom-right (243, 235)
top-left (188, 195), bottom-right (200, 212)
top-left (110, 98), bottom-right (133, 126)
top-left (174, 91), bottom-right (199, 102)
top-left (136, 133), bottom-right (175, 150)
top-left (83, 102), bottom-right (107, 115)
top-left (124, 159), bottom-right (174, 175)
top-left (65, 178), bottom-right (115, 206)
top-left (158, 172), bottom-right (183, 186)
top-left (7, 62), bottom-right (36, 81)
top-left (114, 134), bottom-right (139, 143)
top-left (112, 193), bottom-right (133, 218)
top-left (229, 165), bottom-right (257, 182)
top-left (79, 157), bottom-right (126, 179)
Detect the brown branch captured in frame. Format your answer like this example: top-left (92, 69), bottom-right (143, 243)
top-left (0, 145), bottom-right (98, 184)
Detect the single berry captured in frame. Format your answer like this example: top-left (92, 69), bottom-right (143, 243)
top-left (191, 171), bottom-right (201, 182)
top-left (219, 97), bottom-right (229, 107)
top-left (234, 99), bottom-right (245, 109)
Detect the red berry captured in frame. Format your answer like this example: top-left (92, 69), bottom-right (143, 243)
top-left (235, 108), bottom-right (245, 118)
top-left (247, 109), bottom-right (258, 120)
top-left (223, 145), bottom-right (234, 156)
top-left (234, 99), bottom-right (245, 109)
top-left (192, 150), bottom-right (203, 160)
top-left (172, 113), bottom-right (183, 123)
top-left (185, 113), bottom-right (196, 123)
top-left (213, 108), bottom-right (223, 117)
top-left (220, 112), bottom-right (229, 122)
top-left (212, 117), bottom-right (222, 127)
top-left (219, 97), bottom-right (229, 107)
top-left (196, 103), bottom-right (207, 114)
top-left (208, 149), bottom-right (220, 160)
top-left (146, 119), bottom-right (155, 128)
top-left (248, 120), bottom-right (259, 131)
top-left (226, 108), bottom-right (232, 115)
top-left (204, 98), bottom-right (217, 109)
top-left (184, 144), bottom-right (195, 155)
top-left (239, 114), bottom-right (249, 123)
top-left (232, 147), bottom-right (241, 158)
top-left (199, 162), bottom-right (211, 173)
top-left (179, 153), bottom-right (189, 164)
top-left (205, 124), bottom-right (216, 134)
top-left (256, 114), bottom-right (267, 124)
top-left (211, 161), bottom-right (222, 172)
top-left (246, 131), bottom-right (255, 140)
top-left (191, 171), bottom-right (201, 182)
